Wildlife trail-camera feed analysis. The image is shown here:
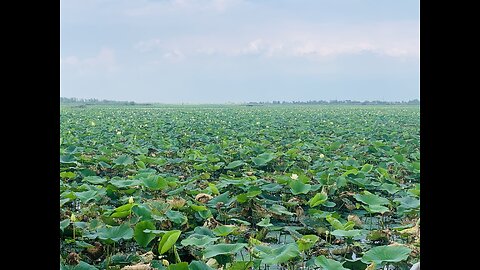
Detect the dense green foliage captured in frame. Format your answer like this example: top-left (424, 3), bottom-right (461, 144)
top-left (60, 105), bottom-right (420, 270)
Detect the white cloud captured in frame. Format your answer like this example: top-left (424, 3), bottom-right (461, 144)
top-left (61, 48), bottom-right (119, 72)
top-left (134, 39), bottom-right (163, 52)
top-left (133, 21), bottom-right (419, 61)
top-left (241, 39), bottom-right (264, 55)
top-left (125, 0), bottom-right (244, 16)
top-left (61, 56), bottom-right (80, 65)
top-left (210, 0), bottom-right (242, 12)
top-left (163, 49), bottom-right (185, 62)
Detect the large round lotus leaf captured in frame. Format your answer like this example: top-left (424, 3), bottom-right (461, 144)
top-left (165, 210), bottom-right (187, 225)
top-left (109, 179), bottom-right (142, 188)
top-left (331, 229), bottom-right (362, 238)
top-left (141, 176), bottom-right (168, 190)
top-left (394, 196), bottom-right (420, 209)
top-left (289, 180), bottom-right (312, 195)
top-left (83, 176), bottom-right (107, 185)
top-left (257, 243), bottom-right (300, 265)
top-left (361, 245), bottom-right (412, 265)
top-left (193, 226), bottom-right (216, 237)
top-left (75, 190), bottom-right (98, 203)
top-left (132, 204), bottom-right (153, 221)
top-left (354, 191), bottom-right (390, 206)
top-left (181, 234), bottom-right (218, 247)
top-left (96, 223), bottom-right (134, 242)
top-left (225, 160), bottom-right (245, 169)
top-left (297, 235), bottom-right (319, 252)
top-left (213, 225), bottom-right (237, 236)
top-left (114, 155), bottom-right (134, 166)
top-left (251, 152), bottom-right (275, 166)
top-left (134, 220), bottom-right (156, 247)
top-left (379, 183), bottom-right (399, 194)
top-left (236, 189), bottom-right (262, 203)
top-left (203, 243), bottom-right (248, 258)
top-left (314, 255), bottom-right (349, 270)
top-left (60, 155), bottom-right (77, 164)
top-left (363, 204), bottom-right (390, 214)
top-left (189, 261), bottom-right (214, 270)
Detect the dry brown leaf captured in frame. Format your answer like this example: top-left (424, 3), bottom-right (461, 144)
top-left (195, 193), bottom-right (213, 203)
top-left (167, 197), bottom-right (186, 209)
top-left (120, 263), bottom-right (152, 270)
top-left (66, 252), bottom-right (80, 265)
top-left (365, 262), bottom-right (376, 270)
top-left (348, 214), bottom-right (363, 228)
top-left (139, 251), bottom-right (155, 263)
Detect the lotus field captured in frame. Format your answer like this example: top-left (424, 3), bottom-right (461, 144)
top-left (60, 105), bottom-right (420, 270)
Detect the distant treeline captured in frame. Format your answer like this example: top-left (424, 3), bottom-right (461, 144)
top-left (246, 99), bottom-right (420, 105)
top-left (60, 97), bottom-right (136, 105)
top-left (61, 97), bottom-right (419, 106)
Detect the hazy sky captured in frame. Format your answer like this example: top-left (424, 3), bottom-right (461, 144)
top-left (60, 0), bottom-right (419, 103)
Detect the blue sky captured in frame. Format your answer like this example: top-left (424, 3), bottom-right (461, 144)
top-left (60, 0), bottom-right (419, 103)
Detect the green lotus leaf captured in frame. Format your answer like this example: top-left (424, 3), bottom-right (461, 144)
top-left (257, 217), bottom-right (273, 227)
top-left (203, 243), bottom-right (248, 258)
top-left (354, 191), bottom-right (390, 206)
top-left (314, 255), bottom-right (349, 270)
top-left (158, 230), bottom-right (181, 254)
top-left (181, 234), bottom-right (218, 247)
top-left (83, 176), bottom-right (107, 185)
top-left (256, 243), bottom-right (300, 265)
top-left (75, 190), bottom-right (98, 203)
top-left (225, 160), bottom-right (245, 169)
top-left (225, 261), bottom-right (254, 270)
top-left (361, 164), bottom-right (373, 173)
top-left (60, 171), bottom-right (77, 179)
top-left (114, 155), bottom-right (134, 166)
top-left (141, 176), bottom-right (168, 190)
top-left (60, 219), bottom-right (70, 232)
top-left (168, 262), bottom-right (188, 270)
top-left (309, 192), bottom-right (328, 207)
top-left (331, 229), bottom-right (362, 238)
top-left (297, 235), bottom-right (319, 252)
top-left (251, 152), bottom-right (275, 166)
top-left (361, 245), bottom-right (412, 265)
top-left (189, 261), bottom-right (214, 270)
top-left (363, 204), bottom-right (390, 214)
top-left (213, 225), bottom-right (237, 236)
top-left (134, 220), bottom-right (157, 247)
top-left (109, 179), bottom-right (142, 188)
top-left (96, 223), bottom-right (134, 242)
top-left (165, 210), bottom-right (187, 225)
top-left (289, 180), bottom-right (311, 195)
top-left (269, 204), bottom-right (294, 216)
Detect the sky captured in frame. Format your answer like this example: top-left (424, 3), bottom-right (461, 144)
top-left (60, 0), bottom-right (420, 103)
